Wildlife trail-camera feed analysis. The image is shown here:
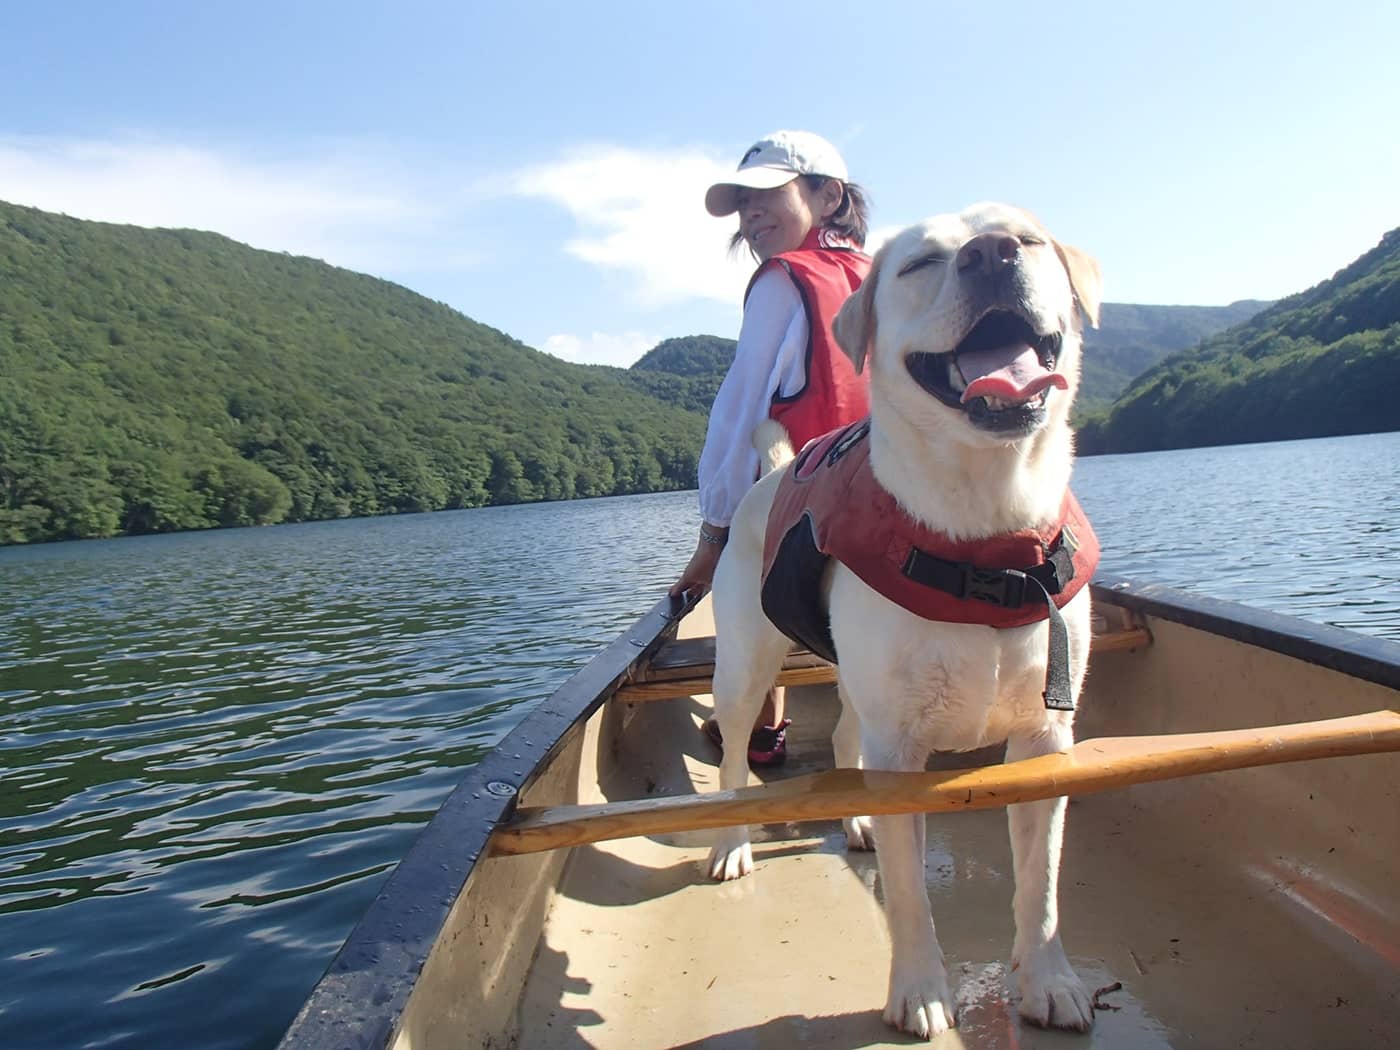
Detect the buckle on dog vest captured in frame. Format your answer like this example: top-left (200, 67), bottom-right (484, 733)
top-left (900, 549), bottom-right (1076, 712)
top-left (965, 566), bottom-right (1027, 606)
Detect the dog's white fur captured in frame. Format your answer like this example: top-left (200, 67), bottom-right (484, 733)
top-left (707, 203), bottom-right (1103, 1037)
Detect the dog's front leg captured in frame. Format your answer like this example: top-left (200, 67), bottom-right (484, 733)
top-left (832, 688), bottom-right (874, 850)
top-left (865, 734), bottom-right (955, 1038)
top-left (706, 725), bottom-right (754, 880)
top-left (705, 630), bottom-right (786, 881)
top-left (1006, 725), bottom-right (1093, 1030)
top-left (872, 810), bottom-right (955, 1037)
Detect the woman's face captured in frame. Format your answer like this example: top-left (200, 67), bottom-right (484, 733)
top-left (735, 179), bottom-right (828, 262)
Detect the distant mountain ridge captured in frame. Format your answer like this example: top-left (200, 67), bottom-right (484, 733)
top-left (1077, 228), bottom-right (1400, 453)
top-left (1078, 300), bottom-right (1269, 411)
top-left (618, 335), bottom-right (736, 415)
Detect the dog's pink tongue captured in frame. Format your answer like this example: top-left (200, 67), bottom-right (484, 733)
top-left (959, 343), bottom-right (1068, 404)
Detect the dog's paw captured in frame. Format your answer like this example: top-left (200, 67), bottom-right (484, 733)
top-left (843, 815), bottom-right (876, 851)
top-left (1016, 959), bottom-right (1093, 1031)
top-left (883, 972), bottom-right (956, 1039)
top-left (707, 843), bottom-right (753, 881)
top-left (706, 828), bottom-right (753, 881)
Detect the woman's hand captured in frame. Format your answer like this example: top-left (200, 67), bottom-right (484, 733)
top-left (668, 524), bottom-right (729, 598)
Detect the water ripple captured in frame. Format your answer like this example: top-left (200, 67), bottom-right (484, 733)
top-left (1075, 432), bottom-right (1400, 640)
top-left (0, 492), bottom-right (697, 1049)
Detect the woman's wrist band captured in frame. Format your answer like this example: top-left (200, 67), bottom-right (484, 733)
top-left (699, 527), bottom-right (728, 546)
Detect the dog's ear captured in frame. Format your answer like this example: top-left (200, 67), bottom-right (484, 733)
top-left (1055, 241), bottom-right (1102, 329)
top-left (834, 251), bottom-right (881, 373)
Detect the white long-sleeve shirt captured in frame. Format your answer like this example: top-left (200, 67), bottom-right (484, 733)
top-left (697, 267), bottom-right (809, 527)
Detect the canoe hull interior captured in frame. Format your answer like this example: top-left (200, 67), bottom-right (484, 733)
top-left (278, 580), bottom-right (1400, 1048)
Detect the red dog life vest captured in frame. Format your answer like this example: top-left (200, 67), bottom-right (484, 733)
top-left (749, 229), bottom-right (871, 451)
top-left (760, 420), bottom-right (1100, 704)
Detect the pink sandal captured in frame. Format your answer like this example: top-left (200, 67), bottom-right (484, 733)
top-left (702, 718), bottom-right (792, 767)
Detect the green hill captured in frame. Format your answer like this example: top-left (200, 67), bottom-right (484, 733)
top-left (0, 201), bottom-right (705, 545)
top-left (1077, 300), bottom-right (1269, 412)
top-left (632, 334), bottom-right (737, 377)
top-left (1077, 228), bottom-right (1400, 454)
top-left (6, 196), bottom-right (1381, 547)
top-left (620, 335), bottom-right (738, 414)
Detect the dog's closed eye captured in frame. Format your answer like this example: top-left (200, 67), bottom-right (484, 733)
top-left (897, 253), bottom-right (950, 277)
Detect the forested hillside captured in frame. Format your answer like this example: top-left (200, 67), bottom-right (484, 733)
top-left (1077, 228), bottom-right (1400, 454)
top-left (6, 196), bottom-right (1384, 547)
top-left (1077, 300), bottom-right (1268, 411)
top-left (0, 202), bottom-right (705, 544)
top-left (618, 335), bottom-right (738, 414)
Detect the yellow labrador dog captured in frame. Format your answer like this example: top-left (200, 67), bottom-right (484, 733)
top-left (706, 203), bottom-right (1102, 1037)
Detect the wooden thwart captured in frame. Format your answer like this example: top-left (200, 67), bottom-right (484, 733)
top-left (491, 709), bottom-right (1400, 856)
top-left (613, 627), bottom-right (1153, 702)
top-left (616, 662), bottom-right (839, 701)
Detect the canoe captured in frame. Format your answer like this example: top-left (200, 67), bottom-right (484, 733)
top-left (276, 574), bottom-right (1400, 1049)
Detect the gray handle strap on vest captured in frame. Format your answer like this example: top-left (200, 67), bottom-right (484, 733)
top-left (899, 538), bottom-right (1078, 711)
top-left (1027, 574), bottom-right (1075, 711)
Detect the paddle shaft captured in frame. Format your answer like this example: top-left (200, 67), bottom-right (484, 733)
top-left (491, 709), bottom-right (1400, 856)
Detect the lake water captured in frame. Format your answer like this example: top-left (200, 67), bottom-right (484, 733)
top-left (2, 431), bottom-right (1398, 1049)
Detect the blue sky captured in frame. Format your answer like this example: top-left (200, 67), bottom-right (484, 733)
top-left (3, 1), bottom-right (1396, 367)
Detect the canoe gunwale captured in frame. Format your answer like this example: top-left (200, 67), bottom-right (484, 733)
top-left (1093, 572), bottom-right (1400, 690)
top-left (274, 591), bottom-right (694, 1050)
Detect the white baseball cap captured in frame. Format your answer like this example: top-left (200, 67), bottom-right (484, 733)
top-left (704, 130), bottom-right (849, 217)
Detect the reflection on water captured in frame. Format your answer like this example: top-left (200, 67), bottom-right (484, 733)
top-left (1, 433), bottom-right (1397, 1048)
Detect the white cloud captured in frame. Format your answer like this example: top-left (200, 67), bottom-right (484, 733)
top-left (0, 135), bottom-right (756, 366)
top-left (0, 135), bottom-right (457, 274)
top-left (510, 145), bottom-right (755, 308)
top-left (541, 330), bottom-right (657, 369)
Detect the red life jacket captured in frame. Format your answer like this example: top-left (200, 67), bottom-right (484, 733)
top-left (747, 229), bottom-right (871, 450)
top-left (760, 420), bottom-right (1099, 707)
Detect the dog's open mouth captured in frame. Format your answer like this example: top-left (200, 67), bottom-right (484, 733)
top-left (906, 311), bottom-right (1066, 432)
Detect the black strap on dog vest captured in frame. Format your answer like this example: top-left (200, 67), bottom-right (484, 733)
top-left (899, 527), bottom-right (1081, 711)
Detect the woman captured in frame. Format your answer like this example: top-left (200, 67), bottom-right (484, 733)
top-left (670, 130), bottom-right (872, 765)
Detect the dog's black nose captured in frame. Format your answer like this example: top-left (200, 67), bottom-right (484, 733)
top-left (957, 233), bottom-right (1021, 274)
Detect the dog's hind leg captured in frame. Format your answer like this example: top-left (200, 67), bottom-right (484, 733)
top-left (1006, 722), bottom-right (1093, 1030)
top-left (705, 615), bottom-right (788, 881)
top-left (865, 734), bottom-right (956, 1038)
top-left (832, 683), bottom-right (874, 850)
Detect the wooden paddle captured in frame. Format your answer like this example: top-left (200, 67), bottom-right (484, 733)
top-left (490, 709), bottom-right (1400, 856)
